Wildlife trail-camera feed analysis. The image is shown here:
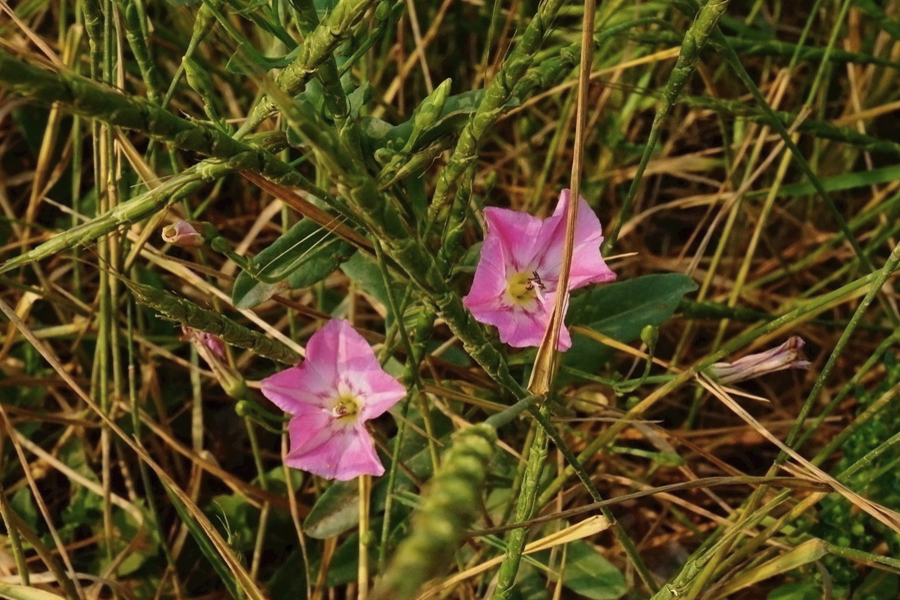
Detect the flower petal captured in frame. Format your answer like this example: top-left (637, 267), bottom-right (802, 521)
top-left (484, 207), bottom-right (542, 272)
top-left (538, 190), bottom-right (616, 290)
top-left (463, 235), bottom-right (510, 311)
top-left (260, 364), bottom-right (334, 414)
top-left (285, 417), bottom-right (384, 480)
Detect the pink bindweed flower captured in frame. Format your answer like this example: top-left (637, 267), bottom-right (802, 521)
top-left (707, 336), bottom-right (811, 385)
top-left (260, 319), bottom-right (406, 481)
top-left (162, 221), bottom-right (204, 248)
top-left (463, 189), bottom-right (616, 350)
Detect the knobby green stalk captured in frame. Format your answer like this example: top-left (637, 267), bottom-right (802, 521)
top-left (113, 0), bottom-right (162, 103)
top-left (236, 0), bottom-right (379, 137)
top-left (428, 0), bottom-right (566, 230)
top-left (290, 0), bottom-right (362, 159)
top-left (372, 424), bottom-right (497, 600)
top-left (0, 48), bottom-right (294, 168)
top-left (123, 279), bottom-right (302, 364)
top-left (491, 422), bottom-right (548, 600)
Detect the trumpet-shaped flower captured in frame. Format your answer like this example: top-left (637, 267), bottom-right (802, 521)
top-left (707, 336), bottom-right (811, 384)
top-left (463, 189), bottom-right (616, 350)
top-left (261, 320), bottom-right (406, 480)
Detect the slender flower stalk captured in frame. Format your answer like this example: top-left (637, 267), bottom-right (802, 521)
top-left (182, 327), bottom-right (247, 399)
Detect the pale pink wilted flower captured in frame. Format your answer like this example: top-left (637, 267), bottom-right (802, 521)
top-left (162, 221), bottom-right (204, 248)
top-left (707, 336), bottom-right (811, 385)
top-left (463, 189), bottom-right (616, 350)
top-left (182, 327), bottom-right (227, 361)
top-left (182, 327), bottom-right (246, 398)
top-left (260, 319), bottom-right (406, 481)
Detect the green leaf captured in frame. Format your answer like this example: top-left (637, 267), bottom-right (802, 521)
top-left (533, 541), bottom-right (625, 600)
top-left (558, 541), bottom-right (626, 600)
top-left (232, 218), bottom-right (357, 309)
top-left (564, 273), bottom-right (697, 372)
top-left (303, 480), bottom-right (360, 540)
top-left (164, 484), bottom-right (241, 600)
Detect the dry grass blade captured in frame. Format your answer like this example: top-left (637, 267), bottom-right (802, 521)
top-left (0, 297), bottom-right (266, 600)
top-left (242, 171), bottom-right (373, 250)
top-left (528, 0), bottom-right (597, 394)
top-left (416, 516), bottom-right (611, 600)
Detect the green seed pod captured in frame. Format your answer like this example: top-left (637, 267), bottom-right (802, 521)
top-left (372, 423), bottom-right (497, 600)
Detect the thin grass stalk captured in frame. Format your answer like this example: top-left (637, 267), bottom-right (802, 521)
top-left (536, 266), bottom-right (886, 506)
top-left (358, 475), bottom-right (370, 600)
top-left (0, 484), bottom-right (29, 586)
top-left (604, 0), bottom-right (730, 252)
top-left (243, 419), bottom-right (270, 580)
top-left (428, 0), bottom-right (566, 232)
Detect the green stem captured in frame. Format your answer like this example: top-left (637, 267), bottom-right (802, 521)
top-left (0, 484), bottom-right (29, 587)
top-left (604, 0), bottom-right (730, 253)
top-left (236, 0), bottom-right (379, 137)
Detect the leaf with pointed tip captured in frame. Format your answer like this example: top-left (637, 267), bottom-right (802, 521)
top-left (233, 218), bottom-right (356, 309)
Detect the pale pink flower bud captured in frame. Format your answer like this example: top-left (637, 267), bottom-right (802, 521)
top-left (707, 336), bottom-right (811, 384)
top-left (162, 221), bottom-right (204, 248)
top-left (182, 327), bottom-right (246, 398)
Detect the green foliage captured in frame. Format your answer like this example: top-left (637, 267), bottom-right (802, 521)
top-left (564, 273), bottom-right (698, 372)
top-left (232, 217), bottom-right (357, 309)
top-left (814, 354), bottom-right (900, 584)
top-left (5, 1), bottom-right (900, 599)
top-left (533, 540), bottom-right (626, 600)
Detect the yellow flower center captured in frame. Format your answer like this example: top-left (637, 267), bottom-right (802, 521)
top-left (330, 394), bottom-right (361, 422)
top-left (507, 270), bottom-right (546, 306)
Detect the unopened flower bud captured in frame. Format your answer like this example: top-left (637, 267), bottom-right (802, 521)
top-left (162, 221), bottom-right (204, 248)
top-left (707, 336), bottom-right (811, 385)
top-left (182, 327), bottom-right (247, 399)
top-left (640, 325), bottom-right (658, 349)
